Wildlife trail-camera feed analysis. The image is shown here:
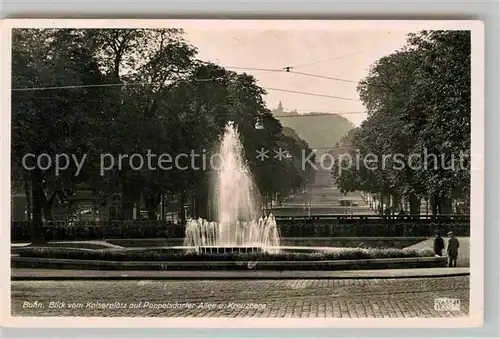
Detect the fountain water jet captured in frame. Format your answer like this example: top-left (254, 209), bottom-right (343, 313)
top-left (183, 122), bottom-right (281, 253)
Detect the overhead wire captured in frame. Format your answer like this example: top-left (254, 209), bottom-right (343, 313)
top-left (287, 30), bottom-right (393, 70)
top-left (288, 50), bottom-right (367, 70)
top-left (11, 77), bottom-right (219, 92)
top-left (12, 81), bottom-right (359, 102)
top-left (222, 66), bottom-right (357, 84)
top-left (273, 112), bottom-right (366, 118)
top-left (263, 87), bottom-right (358, 101)
top-left (286, 71), bottom-right (356, 84)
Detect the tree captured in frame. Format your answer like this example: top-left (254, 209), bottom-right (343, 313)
top-left (87, 28), bottom-right (198, 219)
top-left (12, 28), bottom-right (316, 242)
top-left (12, 29), bottom-right (104, 243)
top-left (334, 30), bottom-right (471, 215)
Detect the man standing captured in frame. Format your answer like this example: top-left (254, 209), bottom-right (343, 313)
top-left (446, 231), bottom-right (460, 267)
top-left (433, 231), bottom-right (445, 256)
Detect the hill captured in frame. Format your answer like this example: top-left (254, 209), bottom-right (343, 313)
top-left (275, 111), bottom-right (356, 155)
top-left (281, 126), bottom-right (305, 144)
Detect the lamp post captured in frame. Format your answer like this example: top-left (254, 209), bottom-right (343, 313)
top-left (255, 116), bottom-right (265, 216)
top-left (254, 117), bottom-right (264, 130)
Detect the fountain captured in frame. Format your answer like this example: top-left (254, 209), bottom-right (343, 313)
top-left (183, 122), bottom-right (281, 253)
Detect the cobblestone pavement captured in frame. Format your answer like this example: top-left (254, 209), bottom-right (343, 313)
top-left (11, 276), bottom-right (469, 317)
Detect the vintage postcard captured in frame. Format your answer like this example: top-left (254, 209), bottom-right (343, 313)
top-left (1, 19), bottom-right (484, 328)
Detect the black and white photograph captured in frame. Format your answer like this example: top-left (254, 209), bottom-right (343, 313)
top-left (2, 19), bottom-right (483, 326)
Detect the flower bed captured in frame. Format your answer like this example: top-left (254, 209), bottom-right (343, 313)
top-left (17, 246), bottom-right (434, 262)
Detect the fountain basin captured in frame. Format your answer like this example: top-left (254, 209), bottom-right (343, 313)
top-left (183, 122), bottom-right (282, 251)
top-left (196, 246), bottom-right (263, 254)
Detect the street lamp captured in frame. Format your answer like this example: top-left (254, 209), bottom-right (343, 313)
top-left (254, 117), bottom-right (264, 130)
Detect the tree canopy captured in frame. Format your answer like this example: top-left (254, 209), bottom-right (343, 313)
top-left (11, 28), bottom-right (314, 242)
top-left (333, 30), bottom-right (471, 215)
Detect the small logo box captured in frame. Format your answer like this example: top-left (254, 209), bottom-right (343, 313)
top-left (434, 298), bottom-right (461, 311)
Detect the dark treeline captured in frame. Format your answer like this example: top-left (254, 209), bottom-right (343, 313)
top-left (333, 31), bottom-right (471, 216)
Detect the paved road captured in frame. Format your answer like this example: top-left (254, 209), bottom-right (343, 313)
top-left (11, 276), bottom-right (469, 317)
top-left (11, 267), bottom-right (469, 280)
top-left (272, 165), bottom-right (373, 216)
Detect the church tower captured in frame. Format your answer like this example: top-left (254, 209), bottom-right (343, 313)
top-left (277, 100), bottom-right (283, 113)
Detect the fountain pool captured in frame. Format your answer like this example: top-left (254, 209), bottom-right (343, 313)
top-left (183, 122), bottom-right (281, 253)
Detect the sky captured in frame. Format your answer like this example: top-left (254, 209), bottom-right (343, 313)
top-left (183, 27), bottom-right (414, 126)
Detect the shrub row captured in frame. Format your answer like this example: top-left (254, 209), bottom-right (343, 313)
top-left (11, 218), bottom-right (469, 242)
top-left (12, 221), bottom-right (185, 242)
top-left (17, 246), bottom-right (434, 262)
top-left (276, 221), bottom-right (469, 237)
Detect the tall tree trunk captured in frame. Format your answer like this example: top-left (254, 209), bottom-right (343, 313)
top-left (179, 191), bottom-right (186, 225)
top-left (409, 194), bottom-right (421, 215)
top-left (435, 196), bottom-right (448, 215)
top-left (145, 193), bottom-right (155, 221)
top-left (380, 189), bottom-right (391, 215)
top-left (145, 191), bottom-right (161, 221)
top-left (119, 174), bottom-right (134, 220)
top-left (440, 198), bottom-right (453, 214)
top-left (135, 197), bottom-right (141, 220)
top-left (159, 194), bottom-right (164, 221)
top-left (162, 193), bottom-right (168, 222)
top-left (191, 194), bottom-right (196, 219)
top-left (42, 192), bottom-right (56, 222)
top-left (431, 195), bottom-right (438, 216)
top-left (30, 168), bottom-right (45, 244)
top-left (195, 191), bottom-right (208, 219)
top-left (120, 188), bottom-right (134, 220)
top-left (392, 194), bottom-right (401, 213)
top-left (147, 206), bottom-right (157, 220)
top-left (378, 196), bottom-right (381, 214)
top-left (24, 181), bottom-right (32, 224)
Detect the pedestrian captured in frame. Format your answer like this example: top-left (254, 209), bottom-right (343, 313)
top-left (446, 231), bottom-right (460, 267)
top-left (433, 230), bottom-right (445, 256)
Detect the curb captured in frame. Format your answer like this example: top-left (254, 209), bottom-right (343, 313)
top-left (11, 268), bottom-right (469, 281)
top-left (11, 256), bottom-right (446, 271)
top-left (10, 272), bottom-right (470, 281)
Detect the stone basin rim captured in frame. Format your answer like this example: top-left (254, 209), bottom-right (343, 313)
top-left (123, 245), bottom-right (356, 253)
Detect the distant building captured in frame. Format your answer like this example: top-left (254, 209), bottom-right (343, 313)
top-left (272, 101), bottom-right (299, 117)
top-left (278, 100), bottom-right (283, 112)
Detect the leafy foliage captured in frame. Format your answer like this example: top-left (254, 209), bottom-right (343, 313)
top-left (11, 28), bottom-right (314, 242)
top-left (333, 31), bottom-right (471, 215)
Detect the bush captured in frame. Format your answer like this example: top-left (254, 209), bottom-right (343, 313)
top-left (17, 246), bottom-right (434, 262)
top-left (11, 220), bottom-right (185, 242)
top-left (11, 217), bottom-right (470, 242)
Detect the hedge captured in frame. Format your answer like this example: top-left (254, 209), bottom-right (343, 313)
top-left (17, 246), bottom-right (434, 262)
top-left (11, 216), bottom-right (469, 242)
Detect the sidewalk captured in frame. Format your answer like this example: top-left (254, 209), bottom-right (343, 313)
top-left (11, 267), bottom-right (469, 281)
